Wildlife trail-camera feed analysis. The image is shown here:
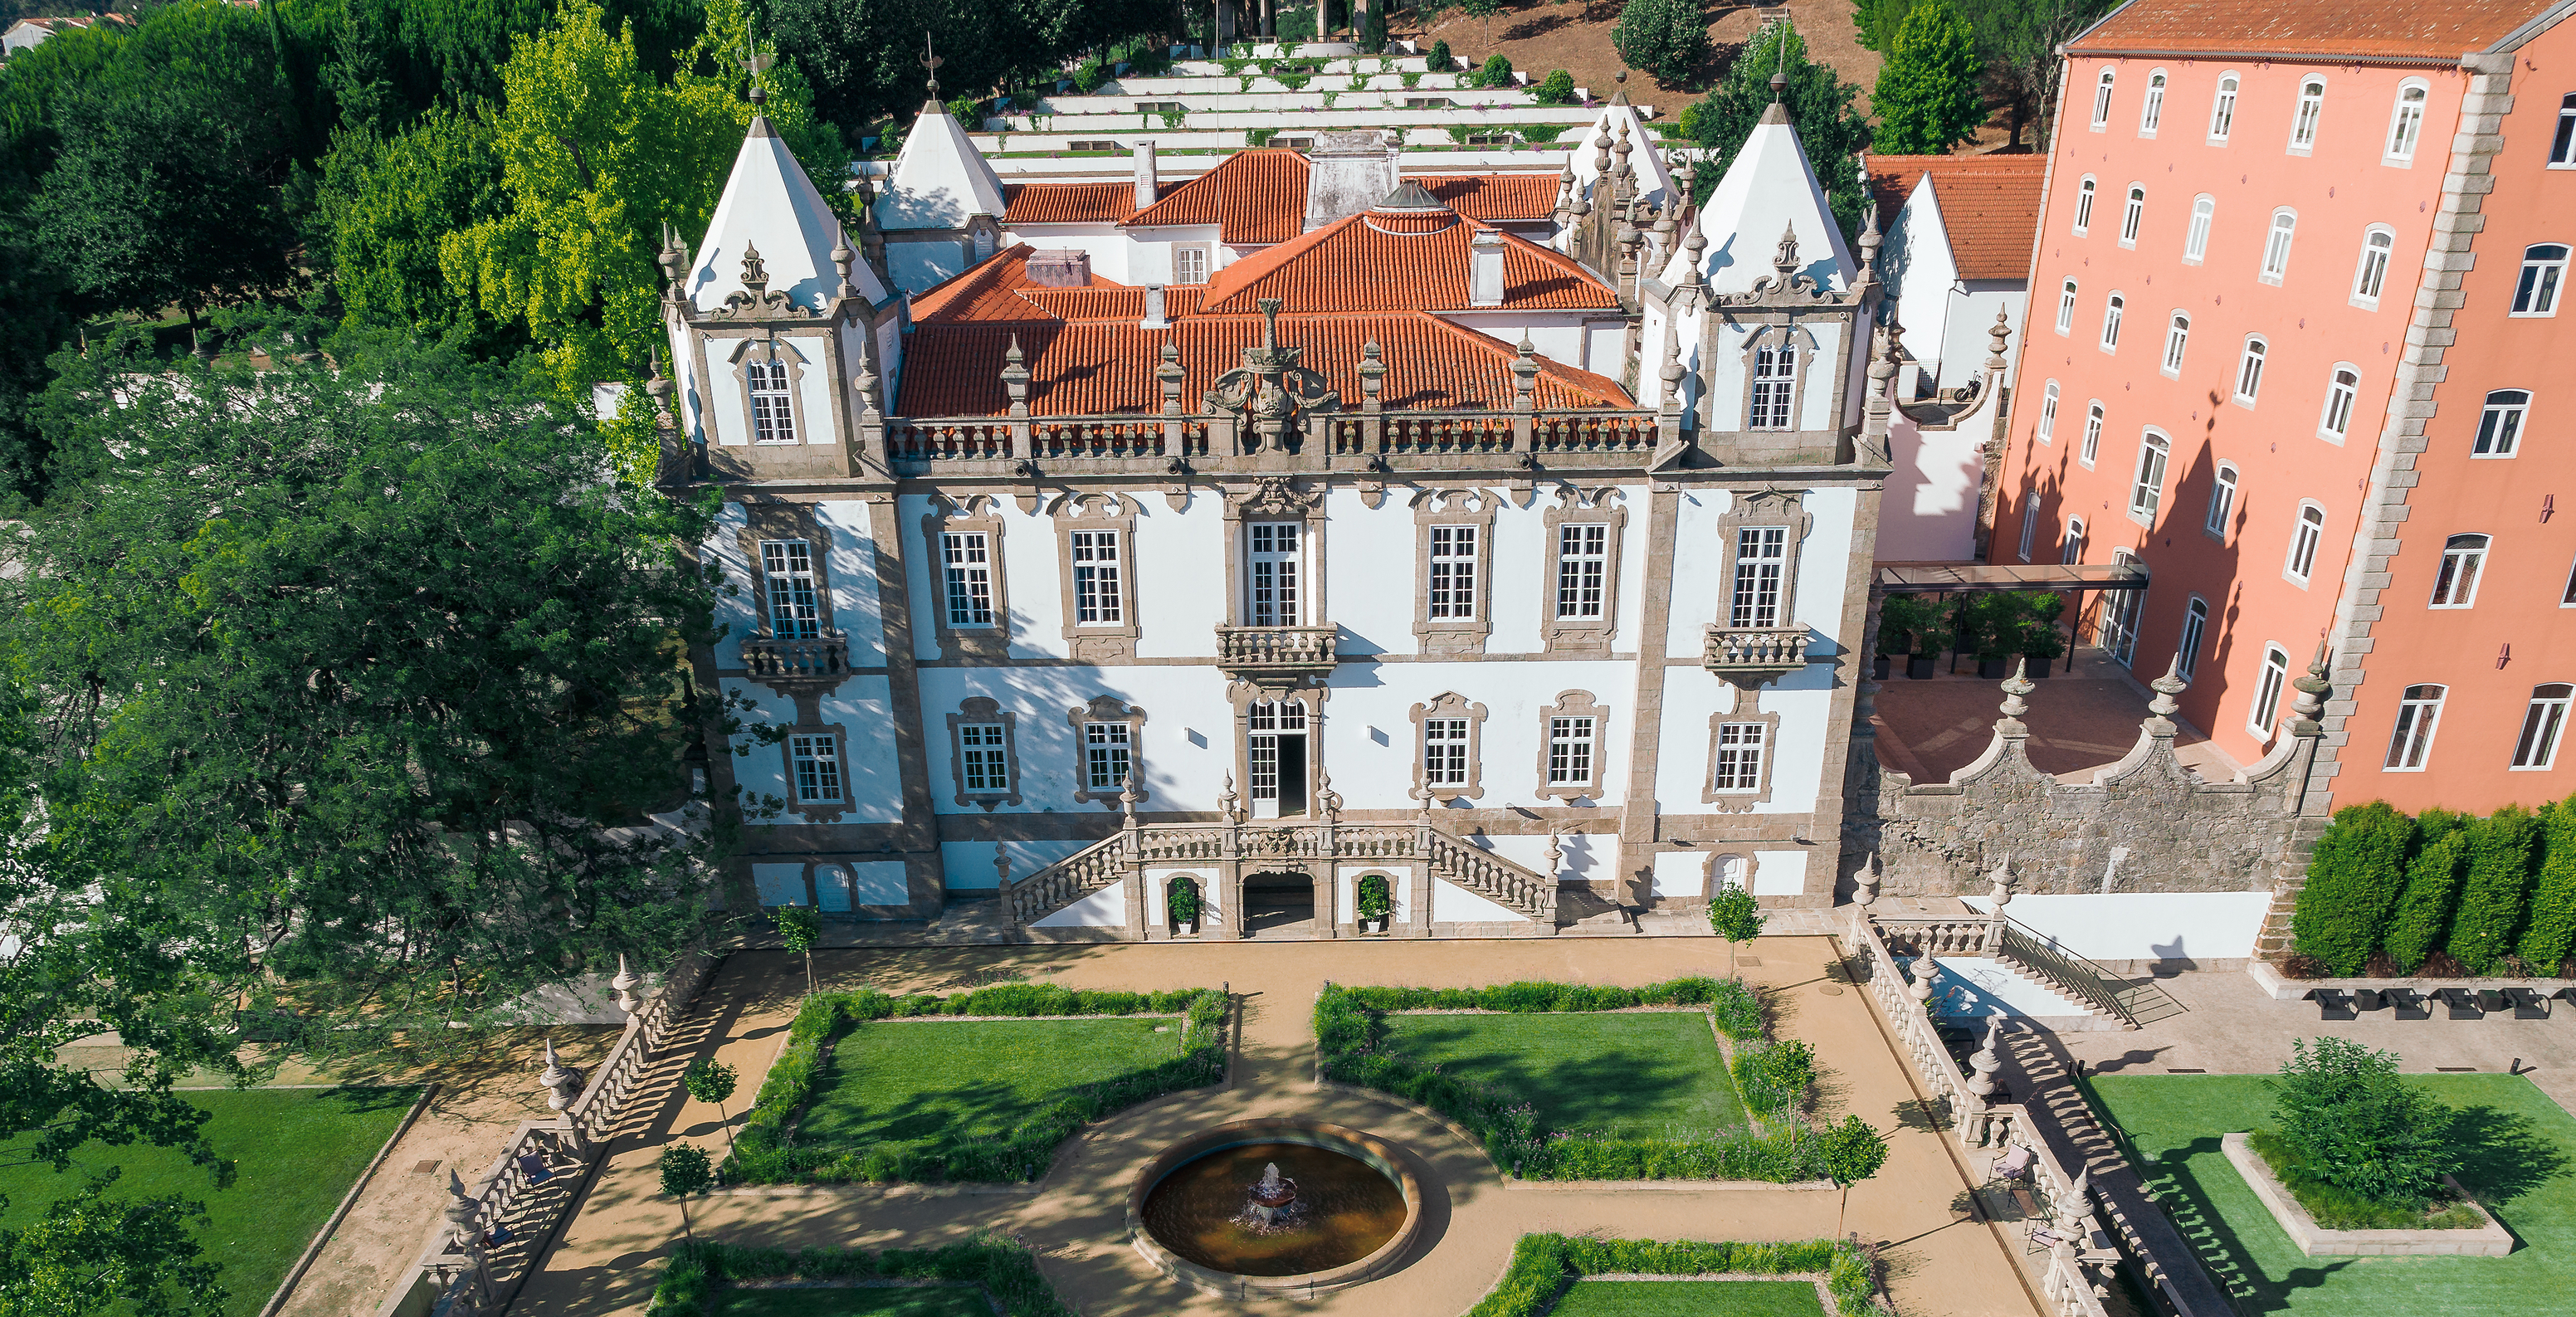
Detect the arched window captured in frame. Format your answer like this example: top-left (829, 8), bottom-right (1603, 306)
top-left (2037, 379), bottom-right (2061, 443)
top-left (2261, 209), bottom-right (2296, 282)
top-left (2430, 533), bottom-right (2490, 607)
top-left (2120, 184), bottom-right (2145, 246)
top-left (2162, 312), bottom-right (2190, 376)
top-left (2319, 366), bottom-right (2361, 441)
top-left (2251, 645), bottom-right (2291, 739)
top-left (2093, 68), bottom-right (2116, 128)
top-left (2178, 597), bottom-right (2209, 680)
top-left (2384, 81), bottom-right (2429, 163)
top-left (2185, 195), bottom-right (2214, 263)
top-left (2291, 77), bottom-right (2325, 151)
top-left (2351, 227), bottom-right (2394, 306)
top-left (2130, 429), bottom-right (2171, 521)
top-left (2514, 244), bottom-right (2569, 315)
top-left (2554, 92), bottom-right (2576, 166)
top-left (2074, 177), bottom-right (2097, 235)
top-left (2018, 499), bottom-right (2039, 563)
top-left (2235, 337), bottom-right (2268, 404)
top-left (2056, 278), bottom-right (2078, 333)
top-left (2515, 684), bottom-right (2574, 769)
top-left (2063, 515), bottom-right (2087, 565)
top-left (2100, 292), bottom-right (2125, 350)
top-left (2286, 502), bottom-right (2325, 584)
top-left (2475, 389), bottom-right (2530, 456)
top-left (2141, 71), bottom-right (2168, 134)
top-left (2208, 74), bottom-right (2240, 143)
top-left (2205, 463), bottom-right (2239, 538)
top-left (2385, 684), bottom-right (2447, 770)
top-left (2080, 401), bottom-right (2105, 466)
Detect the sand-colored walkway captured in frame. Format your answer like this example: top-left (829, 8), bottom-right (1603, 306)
top-left (508, 938), bottom-right (2042, 1316)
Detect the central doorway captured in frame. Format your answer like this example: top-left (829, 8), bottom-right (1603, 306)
top-left (1242, 871), bottom-right (1317, 938)
top-left (1248, 697), bottom-right (1309, 818)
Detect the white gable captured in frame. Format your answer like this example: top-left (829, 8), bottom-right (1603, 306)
top-left (876, 100), bottom-right (1007, 231)
top-left (690, 119), bottom-right (886, 313)
top-left (1664, 120), bottom-right (1854, 297)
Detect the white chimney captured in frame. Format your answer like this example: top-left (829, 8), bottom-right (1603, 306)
top-left (1469, 229), bottom-right (1506, 307)
top-left (1142, 284), bottom-right (1168, 329)
top-left (1133, 141), bottom-right (1158, 211)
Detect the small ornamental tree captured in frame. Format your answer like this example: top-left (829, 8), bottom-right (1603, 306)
top-left (1460, 0), bottom-right (1503, 43)
top-left (1709, 885), bottom-right (1767, 978)
top-left (2383, 814), bottom-right (2467, 972)
top-left (1428, 39), bottom-right (1453, 72)
top-left (2291, 802), bottom-right (2415, 975)
top-left (1613, 0), bottom-right (1710, 87)
top-left (683, 1057), bottom-right (740, 1153)
top-left (1535, 69), bottom-right (1578, 106)
top-left (2268, 1037), bottom-right (2455, 1207)
top-left (657, 1143), bottom-right (715, 1240)
top-left (2447, 804), bottom-right (2539, 974)
top-left (1168, 876), bottom-right (1203, 930)
top-left (1817, 1115), bottom-right (1891, 1237)
top-left (2517, 795), bottom-right (2576, 973)
top-left (1356, 874), bottom-right (1393, 927)
top-left (1872, 0), bottom-right (1987, 154)
top-left (777, 902), bottom-right (822, 994)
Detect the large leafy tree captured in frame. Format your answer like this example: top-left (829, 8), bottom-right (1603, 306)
top-left (1872, 0), bottom-right (1986, 154)
top-left (1959, 0), bottom-right (2119, 149)
top-left (311, 107), bottom-right (520, 355)
top-left (764, 0), bottom-right (1173, 130)
top-left (1852, 0), bottom-right (1915, 52)
top-left (1612, 0), bottom-right (1708, 88)
top-left (1682, 24), bottom-right (1874, 239)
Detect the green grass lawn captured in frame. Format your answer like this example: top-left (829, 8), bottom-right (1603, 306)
top-left (1546, 1279), bottom-right (1826, 1315)
top-left (1377, 1012), bottom-right (1749, 1136)
top-left (2086, 1072), bottom-right (2576, 1316)
top-left (796, 1017), bottom-right (1183, 1149)
top-left (0, 1085), bottom-right (420, 1317)
top-left (710, 1286), bottom-right (994, 1316)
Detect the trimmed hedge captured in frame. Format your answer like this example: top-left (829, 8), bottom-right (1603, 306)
top-left (2383, 821), bottom-right (2466, 973)
top-left (1466, 1233), bottom-right (1884, 1317)
top-left (2291, 802), bottom-right (2413, 975)
top-left (1315, 978), bottom-right (1827, 1182)
top-left (2288, 796), bottom-right (2576, 976)
top-left (728, 985), bottom-right (1225, 1184)
top-left (2450, 806), bottom-right (2539, 974)
top-left (2520, 798), bottom-right (2576, 970)
top-left (646, 1235), bottom-right (1073, 1317)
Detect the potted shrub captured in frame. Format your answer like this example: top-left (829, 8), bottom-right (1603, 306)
top-left (1168, 876), bottom-right (1201, 936)
top-left (2017, 593), bottom-right (2067, 677)
top-left (1356, 874), bottom-right (1393, 934)
top-left (1969, 595), bottom-right (2017, 680)
top-left (1878, 597), bottom-right (1935, 680)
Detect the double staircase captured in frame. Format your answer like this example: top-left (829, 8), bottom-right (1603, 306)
top-left (1872, 913), bottom-right (2181, 1032)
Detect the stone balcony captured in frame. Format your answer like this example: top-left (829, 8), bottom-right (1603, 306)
top-left (1214, 625), bottom-right (1339, 682)
top-left (742, 631), bottom-right (850, 683)
top-left (1702, 626), bottom-right (1812, 680)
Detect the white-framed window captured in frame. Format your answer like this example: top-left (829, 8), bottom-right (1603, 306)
top-left (1555, 524), bottom-right (1608, 620)
top-left (1422, 716), bottom-right (1470, 788)
top-left (2130, 429), bottom-right (2171, 522)
top-left (1546, 715), bottom-right (1598, 787)
top-left (2120, 185), bottom-right (2145, 246)
top-left (1247, 521), bottom-right (1302, 626)
top-left (1083, 719), bottom-right (1134, 792)
top-left (2074, 177), bottom-right (2097, 235)
top-left (1729, 525), bottom-right (1788, 628)
top-left (2319, 366), bottom-right (2360, 441)
top-left (761, 539), bottom-right (822, 638)
top-left (2100, 292), bottom-right (2125, 351)
top-left (1749, 340), bottom-right (1797, 429)
top-left (2290, 77), bottom-right (2325, 152)
top-left (1174, 246), bottom-right (1208, 284)
top-left (790, 732), bottom-right (844, 802)
top-left (2554, 92), bottom-right (2576, 166)
top-left (2235, 337), bottom-right (2267, 405)
top-left (1247, 697), bottom-right (1307, 806)
top-left (2140, 71), bottom-right (2167, 135)
top-left (2184, 195), bottom-right (2214, 263)
top-left (2206, 463), bottom-right (2239, 538)
top-left (2383, 80), bottom-right (2428, 164)
top-left (1071, 529), bottom-right (1124, 623)
top-left (2261, 209), bottom-right (2296, 283)
top-left (2037, 380), bottom-right (2061, 443)
top-left (2251, 645), bottom-right (2291, 739)
top-left (942, 531), bottom-right (995, 626)
top-left (2430, 533), bottom-right (2490, 607)
top-left (2384, 684), bottom-right (2447, 770)
top-left (2092, 67), bottom-right (2115, 128)
top-left (748, 359), bottom-right (797, 444)
top-left (2515, 684), bottom-right (2573, 769)
top-left (1711, 722), bottom-right (1767, 792)
top-left (959, 721), bottom-right (1011, 792)
top-left (2514, 244), bottom-right (2569, 315)
top-left (2063, 515), bottom-right (2086, 565)
top-left (2056, 278), bottom-right (2078, 333)
top-left (2080, 401), bottom-right (2105, 467)
top-left (2101, 550), bottom-right (2144, 667)
top-left (2161, 313), bottom-right (2189, 376)
top-left (2208, 73), bottom-right (2239, 143)
top-left (2351, 227), bottom-right (2394, 306)
top-left (1427, 524), bottom-right (1478, 619)
top-left (2475, 389), bottom-right (2530, 456)
top-left (2178, 597), bottom-right (2209, 680)
top-left (2018, 499), bottom-right (2039, 563)
top-left (2286, 502), bottom-right (2325, 584)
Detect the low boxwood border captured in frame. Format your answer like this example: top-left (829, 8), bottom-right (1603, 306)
top-left (729, 983), bottom-right (1226, 1184)
top-left (1468, 1233), bottom-right (1886, 1317)
top-left (1315, 978), bottom-right (1830, 1182)
top-left (646, 1235), bottom-right (1074, 1317)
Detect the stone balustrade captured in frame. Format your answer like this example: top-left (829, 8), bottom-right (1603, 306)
top-left (1701, 626), bottom-right (1813, 678)
top-left (1213, 625), bottom-right (1339, 680)
top-left (741, 631), bottom-right (848, 682)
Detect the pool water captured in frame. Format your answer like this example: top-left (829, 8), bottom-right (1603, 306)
top-left (1138, 1140), bottom-right (1408, 1276)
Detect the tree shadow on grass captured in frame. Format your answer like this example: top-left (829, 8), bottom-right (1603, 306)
top-left (2144, 1136), bottom-right (2358, 1310)
top-left (798, 1076), bottom-right (1032, 1146)
top-left (316, 1084), bottom-right (422, 1116)
top-left (1381, 1019), bottom-right (1730, 1135)
top-left (2446, 1104), bottom-right (2570, 1211)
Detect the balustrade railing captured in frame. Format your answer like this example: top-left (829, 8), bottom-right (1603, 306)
top-left (1327, 410), bottom-right (1658, 456)
top-left (1999, 924), bottom-right (2140, 1028)
top-left (888, 411), bottom-right (1657, 466)
top-left (889, 421), bottom-right (1012, 461)
top-left (1003, 819), bottom-right (1557, 928)
top-left (1874, 916), bottom-right (2002, 958)
top-left (1702, 626), bottom-right (1812, 676)
top-left (1213, 625), bottom-right (1339, 677)
top-left (742, 632), bottom-right (849, 681)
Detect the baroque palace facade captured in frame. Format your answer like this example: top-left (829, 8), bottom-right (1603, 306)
top-left (651, 90), bottom-right (2003, 939)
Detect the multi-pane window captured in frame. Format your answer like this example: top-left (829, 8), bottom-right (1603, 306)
top-left (1422, 718), bottom-right (1470, 788)
top-left (2018, 500), bottom-right (2038, 563)
top-left (1711, 722), bottom-right (1767, 791)
top-left (2074, 178), bottom-right (2096, 235)
top-left (1427, 524), bottom-right (1479, 619)
top-left (2100, 554), bottom-right (2143, 667)
top-left (2352, 228), bottom-right (2393, 305)
top-left (2385, 684), bottom-right (2447, 770)
top-left (1247, 698), bottom-right (1306, 804)
top-left (2140, 73), bottom-right (2166, 134)
top-left (2130, 430), bottom-right (2169, 521)
top-left (2063, 515), bottom-right (2086, 565)
top-left (1083, 720), bottom-right (1133, 792)
top-left (2514, 244), bottom-right (2568, 315)
top-left (1547, 715), bottom-right (1597, 787)
top-left (2235, 339), bottom-right (2267, 404)
top-left (2515, 685), bottom-right (2574, 770)
top-left (1730, 526), bottom-right (1788, 628)
top-left (2286, 504), bottom-right (2325, 583)
top-left (941, 532), bottom-right (994, 626)
top-left (761, 539), bottom-right (822, 638)
top-left (2384, 83), bottom-right (2427, 163)
top-left (1555, 524), bottom-right (1608, 619)
top-left (2092, 69), bottom-right (2115, 126)
top-left (1175, 246), bottom-right (1208, 283)
top-left (2206, 464), bottom-right (2238, 537)
top-left (2554, 92), bottom-right (2576, 165)
top-left (1247, 522), bottom-right (1301, 626)
top-left (2251, 645), bottom-right (2291, 738)
top-left (748, 359), bottom-right (796, 444)
top-left (2178, 598), bottom-right (2209, 680)
top-left (959, 723), bottom-right (1010, 792)
top-left (2100, 293), bottom-right (2125, 350)
top-left (2056, 279), bottom-right (2077, 333)
top-left (2185, 196), bottom-right (2214, 263)
top-left (2208, 75), bottom-right (2238, 142)
top-left (2162, 314), bottom-right (2189, 375)
top-left (1749, 341), bottom-right (1797, 428)
top-left (2037, 380), bottom-right (2060, 442)
top-left (790, 733), bottom-right (843, 802)
top-left (2291, 79), bottom-right (2325, 151)
top-left (2320, 368), bottom-right (2360, 441)
top-left (2430, 533), bottom-right (2490, 607)
top-left (1071, 529), bottom-right (1123, 623)
top-left (2080, 402), bottom-right (2105, 466)
top-left (2261, 210), bottom-right (2296, 282)
top-left (2120, 186), bottom-right (2145, 246)
top-left (2475, 390), bottom-right (2530, 456)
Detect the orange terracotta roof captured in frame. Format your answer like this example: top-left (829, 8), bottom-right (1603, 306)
top-left (1002, 181), bottom-right (1142, 225)
top-left (1865, 154), bottom-right (2047, 283)
top-left (1418, 173), bottom-right (1563, 222)
top-left (1019, 285), bottom-right (1207, 320)
top-left (1195, 202), bottom-right (1618, 315)
top-left (1121, 149), bottom-right (1310, 244)
top-left (2067, 0), bottom-right (2542, 60)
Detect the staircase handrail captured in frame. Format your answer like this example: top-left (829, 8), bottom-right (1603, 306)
top-left (1991, 915), bottom-right (2140, 1029)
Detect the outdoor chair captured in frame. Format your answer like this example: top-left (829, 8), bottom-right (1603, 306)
top-left (2027, 1223), bottom-right (2066, 1255)
top-left (483, 1222), bottom-right (515, 1249)
top-left (1989, 1143), bottom-right (2037, 1187)
top-left (2309, 988), bottom-right (2354, 1021)
top-left (2391, 988), bottom-right (2432, 1020)
top-left (2438, 987), bottom-right (2484, 1020)
top-left (515, 1151), bottom-right (555, 1186)
top-left (2508, 987), bottom-right (2553, 1019)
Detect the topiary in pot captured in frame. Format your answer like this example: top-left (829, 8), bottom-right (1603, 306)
top-left (1168, 876), bottom-right (1203, 934)
top-left (2017, 593), bottom-right (2067, 676)
top-left (1356, 874), bottom-right (1393, 931)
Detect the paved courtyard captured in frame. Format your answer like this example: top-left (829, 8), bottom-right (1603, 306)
top-left (1872, 646), bottom-right (2242, 784)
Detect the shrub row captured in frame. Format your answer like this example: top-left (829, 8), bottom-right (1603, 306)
top-left (2291, 798), bottom-right (2576, 976)
top-left (1466, 1232), bottom-right (1883, 1317)
top-left (1315, 981), bottom-right (1825, 1182)
top-left (2246, 1130), bottom-right (2486, 1232)
top-left (646, 1235), bottom-right (1074, 1317)
top-left (727, 986), bottom-right (1225, 1185)
top-left (1329, 976), bottom-right (1764, 1040)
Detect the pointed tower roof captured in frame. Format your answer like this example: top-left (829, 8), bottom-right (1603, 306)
top-left (1559, 99), bottom-right (1674, 218)
top-left (691, 117), bottom-right (886, 313)
top-left (1663, 118), bottom-right (1854, 296)
top-left (875, 99), bottom-right (1007, 231)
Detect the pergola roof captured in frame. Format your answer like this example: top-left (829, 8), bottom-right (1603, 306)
top-left (1874, 561), bottom-right (2149, 594)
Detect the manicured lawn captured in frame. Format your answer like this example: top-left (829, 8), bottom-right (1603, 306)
top-left (2086, 1072), bottom-right (2576, 1317)
top-left (0, 1085), bottom-right (420, 1317)
top-left (1548, 1279), bottom-right (1825, 1315)
top-left (710, 1286), bottom-right (994, 1316)
top-left (1378, 1012), bottom-right (1749, 1136)
top-left (797, 1017), bottom-right (1184, 1149)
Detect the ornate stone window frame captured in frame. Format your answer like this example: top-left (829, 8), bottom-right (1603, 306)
top-left (780, 720), bottom-right (856, 823)
top-left (1222, 478), bottom-right (1327, 627)
top-left (1702, 690), bottom-right (1783, 812)
top-left (1227, 680), bottom-right (1328, 817)
top-left (1408, 691), bottom-right (1488, 803)
top-left (1067, 695), bottom-right (1149, 807)
top-left (1735, 323), bottom-right (1821, 432)
top-left (944, 695), bottom-right (1022, 810)
top-left (1050, 492), bottom-right (1142, 662)
top-left (923, 494), bottom-right (1013, 658)
top-left (1540, 485), bottom-right (1629, 653)
top-left (725, 334), bottom-right (817, 446)
top-left (1534, 689), bottom-right (1608, 802)
top-left (1715, 488), bottom-right (1813, 630)
top-left (737, 501), bottom-right (842, 643)
top-left (1412, 487), bottom-right (1497, 654)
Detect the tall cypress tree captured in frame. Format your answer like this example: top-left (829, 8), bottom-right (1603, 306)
top-left (1682, 24), bottom-right (1874, 238)
top-left (1871, 0), bottom-right (1987, 154)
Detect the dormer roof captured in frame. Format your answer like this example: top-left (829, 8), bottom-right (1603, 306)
top-left (1196, 196), bottom-right (1617, 314)
top-left (1665, 120), bottom-right (1853, 296)
top-left (874, 99), bottom-right (1007, 230)
top-left (690, 117), bottom-right (886, 314)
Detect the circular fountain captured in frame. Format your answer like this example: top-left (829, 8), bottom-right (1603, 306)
top-left (1128, 1119), bottom-right (1423, 1295)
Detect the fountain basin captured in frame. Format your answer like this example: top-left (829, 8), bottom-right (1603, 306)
top-left (1127, 1119), bottom-right (1424, 1297)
